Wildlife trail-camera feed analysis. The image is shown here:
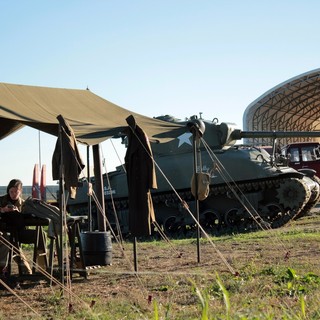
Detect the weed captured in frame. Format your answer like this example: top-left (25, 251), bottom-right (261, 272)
top-left (215, 273), bottom-right (230, 319)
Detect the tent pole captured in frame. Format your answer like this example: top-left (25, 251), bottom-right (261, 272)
top-left (87, 146), bottom-right (92, 232)
top-left (192, 134), bottom-right (201, 263)
top-left (92, 144), bottom-right (106, 231)
top-left (58, 123), bottom-right (65, 287)
top-left (187, 118), bottom-right (205, 264)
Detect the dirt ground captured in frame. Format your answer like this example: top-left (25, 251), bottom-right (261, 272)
top-left (0, 211), bottom-right (320, 319)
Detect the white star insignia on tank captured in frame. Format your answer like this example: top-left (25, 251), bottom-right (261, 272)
top-left (177, 132), bottom-right (193, 147)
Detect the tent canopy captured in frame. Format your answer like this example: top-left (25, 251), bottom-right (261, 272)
top-left (0, 82), bottom-right (185, 145)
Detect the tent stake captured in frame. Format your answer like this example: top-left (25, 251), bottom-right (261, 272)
top-left (133, 237), bottom-right (138, 272)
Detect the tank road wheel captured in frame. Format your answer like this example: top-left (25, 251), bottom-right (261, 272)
top-left (258, 202), bottom-right (285, 229)
top-left (224, 208), bottom-right (239, 226)
top-left (163, 216), bottom-right (180, 236)
top-left (276, 178), bottom-right (309, 211)
top-left (199, 210), bottom-right (221, 235)
top-left (163, 216), bottom-right (190, 238)
top-left (224, 207), bottom-right (248, 232)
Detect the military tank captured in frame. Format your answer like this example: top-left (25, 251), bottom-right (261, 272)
top-left (68, 115), bottom-right (320, 236)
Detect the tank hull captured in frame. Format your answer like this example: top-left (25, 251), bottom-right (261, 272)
top-left (68, 144), bottom-right (320, 236)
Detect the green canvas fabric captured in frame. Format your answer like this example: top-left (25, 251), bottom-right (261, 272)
top-left (0, 83), bottom-right (185, 145)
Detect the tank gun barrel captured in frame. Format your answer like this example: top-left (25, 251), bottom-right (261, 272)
top-left (231, 130), bottom-right (320, 140)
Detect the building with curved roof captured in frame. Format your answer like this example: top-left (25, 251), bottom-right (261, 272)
top-left (243, 68), bottom-right (320, 146)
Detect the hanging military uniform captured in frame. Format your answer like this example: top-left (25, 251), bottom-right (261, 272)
top-left (124, 115), bottom-right (157, 237)
top-left (52, 115), bottom-right (85, 199)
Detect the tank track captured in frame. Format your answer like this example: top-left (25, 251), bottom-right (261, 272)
top-left (153, 175), bottom-right (316, 236)
top-left (220, 177), bottom-right (311, 230)
top-left (69, 175), bottom-right (318, 237)
top-left (293, 175), bottom-right (320, 220)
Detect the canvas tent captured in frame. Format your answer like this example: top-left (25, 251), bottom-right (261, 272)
top-left (0, 82), bottom-right (185, 144)
top-left (0, 82), bottom-right (188, 282)
top-left (0, 82), bottom-right (188, 233)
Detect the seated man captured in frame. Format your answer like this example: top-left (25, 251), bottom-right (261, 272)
top-left (0, 179), bottom-right (32, 275)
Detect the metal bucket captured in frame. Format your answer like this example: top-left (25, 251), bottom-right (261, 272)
top-left (80, 231), bottom-right (112, 266)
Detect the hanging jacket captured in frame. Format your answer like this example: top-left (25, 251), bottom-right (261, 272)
top-left (52, 115), bottom-right (85, 199)
top-left (124, 115), bottom-right (157, 236)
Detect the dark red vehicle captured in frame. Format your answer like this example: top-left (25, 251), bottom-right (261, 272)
top-left (281, 142), bottom-right (320, 175)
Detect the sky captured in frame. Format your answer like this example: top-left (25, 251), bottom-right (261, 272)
top-left (0, 0), bottom-right (319, 186)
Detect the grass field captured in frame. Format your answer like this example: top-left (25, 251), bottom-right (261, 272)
top-left (0, 213), bottom-right (320, 319)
